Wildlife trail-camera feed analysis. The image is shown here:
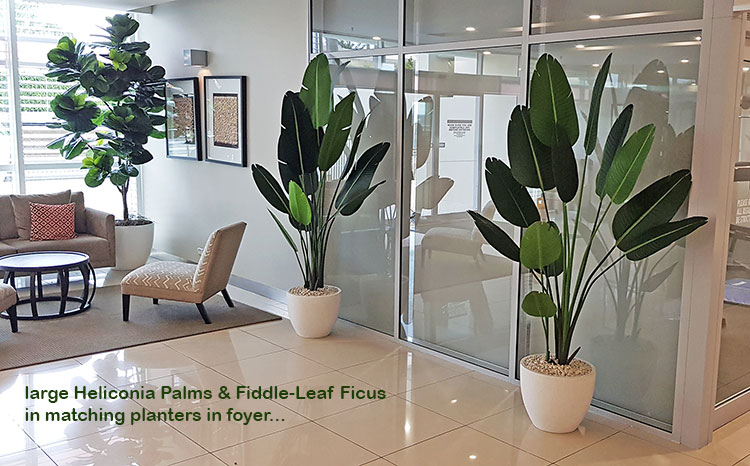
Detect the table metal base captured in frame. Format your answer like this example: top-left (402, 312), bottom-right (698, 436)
top-left (1, 263), bottom-right (96, 320)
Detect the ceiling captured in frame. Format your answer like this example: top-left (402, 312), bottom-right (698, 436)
top-left (30, 0), bottom-right (176, 12)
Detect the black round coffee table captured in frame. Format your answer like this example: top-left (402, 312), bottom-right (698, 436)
top-left (0, 252), bottom-right (96, 320)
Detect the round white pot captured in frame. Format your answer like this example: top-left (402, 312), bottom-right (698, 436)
top-left (286, 286), bottom-right (342, 338)
top-left (114, 222), bottom-right (155, 271)
top-left (520, 354), bottom-right (596, 433)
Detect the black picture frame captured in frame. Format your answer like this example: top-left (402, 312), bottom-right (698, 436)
top-left (203, 75), bottom-right (247, 167)
top-left (165, 77), bottom-right (202, 161)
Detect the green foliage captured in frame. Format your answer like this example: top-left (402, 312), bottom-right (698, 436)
top-left (252, 54), bottom-right (390, 291)
top-left (485, 157), bottom-right (539, 228)
top-left (288, 181), bottom-right (312, 226)
top-left (44, 14), bottom-right (165, 221)
top-left (469, 53), bottom-right (706, 365)
top-left (522, 291), bottom-right (557, 318)
top-left (520, 221), bottom-right (562, 270)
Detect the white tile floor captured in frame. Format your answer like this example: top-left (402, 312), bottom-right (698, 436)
top-left (3, 287), bottom-right (750, 465)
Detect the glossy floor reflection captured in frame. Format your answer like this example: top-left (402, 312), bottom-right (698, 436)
top-left (1, 291), bottom-right (750, 465)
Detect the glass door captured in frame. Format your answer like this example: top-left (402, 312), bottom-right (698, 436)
top-left (400, 47), bottom-right (522, 373)
top-left (716, 61), bottom-right (750, 410)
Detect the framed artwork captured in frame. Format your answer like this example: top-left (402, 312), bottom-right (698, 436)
top-left (203, 75), bottom-right (247, 167)
top-left (165, 77), bottom-right (202, 161)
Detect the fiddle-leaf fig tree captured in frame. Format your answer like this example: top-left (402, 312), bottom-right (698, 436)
top-left (252, 54), bottom-right (390, 291)
top-left (45, 14), bottom-right (166, 224)
top-left (469, 53), bottom-right (707, 365)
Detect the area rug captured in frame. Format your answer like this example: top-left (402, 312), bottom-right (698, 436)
top-left (0, 285), bottom-right (280, 371)
top-left (725, 278), bottom-right (750, 306)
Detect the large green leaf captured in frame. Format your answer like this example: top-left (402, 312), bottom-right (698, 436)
top-left (596, 105), bottom-right (633, 197)
top-left (613, 170), bottom-right (692, 251)
top-left (624, 217), bottom-right (707, 261)
top-left (339, 180), bottom-right (385, 216)
top-left (278, 91), bottom-right (319, 193)
top-left (603, 124), bottom-right (656, 204)
top-left (318, 92), bottom-right (355, 171)
top-left (584, 54), bottom-right (612, 155)
top-left (288, 181), bottom-right (312, 226)
top-left (84, 168), bottom-right (106, 187)
top-left (520, 221), bottom-right (562, 270)
top-left (522, 291), bottom-right (557, 318)
top-left (335, 142), bottom-right (390, 210)
top-left (529, 54), bottom-right (579, 147)
top-left (467, 210), bottom-right (519, 262)
top-left (252, 164), bottom-right (289, 213)
top-left (551, 132), bottom-right (578, 203)
top-left (507, 105), bottom-right (554, 190)
top-left (485, 158), bottom-right (540, 228)
top-left (299, 54), bottom-right (332, 128)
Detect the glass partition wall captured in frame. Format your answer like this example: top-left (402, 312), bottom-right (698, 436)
top-left (312, 0), bottom-right (712, 435)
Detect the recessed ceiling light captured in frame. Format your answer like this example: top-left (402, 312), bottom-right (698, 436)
top-left (465, 26), bottom-right (476, 32)
top-left (695, 35), bottom-right (702, 41)
top-left (372, 36), bottom-right (382, 41)
top-left (681, 59), bottom-right (689, 63)
top-left (483, 51), bottom-right (491, 55)
top-left (588, 14), bottom-right (601, 20)
top-left (450, 399), bottom-right (458, 403)
top-left (469, 455), bottom-right (477, 460)
top-left (657, 69), bottom-right (665, 73)
top-left (592, 63), bottom-right (600, 67)
top-left (744, 67), bottom-right (750, 72)
top-left (575, 44), bottom-right (585, 49)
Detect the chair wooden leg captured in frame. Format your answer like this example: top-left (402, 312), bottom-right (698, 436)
top-left (122, 294), bottom-right (131, 321)
top-left (196, 303), bottom-right (211, 324)
top-left (7, 304), bottom-right (18, 333)
top-left (221, 289), bottom-right (234, 308)
top-left (153, 298), bottom-right (159, 305)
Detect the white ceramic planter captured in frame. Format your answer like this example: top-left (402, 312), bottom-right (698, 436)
top-left (520, 354), bottom-right (596, 433)
top-left (114, 222), bottom-right (155, 271)
top-left (286, 286), bottom-right (342, 338)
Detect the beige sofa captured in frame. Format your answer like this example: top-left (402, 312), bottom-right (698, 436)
top-left (0, 190), bottom-right (115, 268)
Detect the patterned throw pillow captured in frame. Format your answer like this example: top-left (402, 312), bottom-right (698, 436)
top-left (29, 202), bottom-right (77, 241)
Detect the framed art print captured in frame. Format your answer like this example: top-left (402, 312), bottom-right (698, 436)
top-left (204, 75), bottom-right (247, 167)
top-left (165, 77), bottom-right (202, 161)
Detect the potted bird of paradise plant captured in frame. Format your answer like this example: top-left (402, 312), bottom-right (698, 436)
top-left (469, 53), bottom-right (707, 433)
top-left (252, 54), bottom-right (390, 338)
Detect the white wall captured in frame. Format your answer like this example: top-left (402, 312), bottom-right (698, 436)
top-left (137, 0), bottom-right (308, 291)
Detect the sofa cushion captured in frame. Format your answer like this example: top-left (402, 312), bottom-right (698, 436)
top-left (70, 191), bottom-right (88, 234)
top-left (0, 241), bottom-right (17, 258)
top-left (30, 202), bottom-right (77, 241)
top-left (0, 196), bottom-right (18, 240)
top-left (6, 234), bottom-right (110, 266)
top-left (10, 190), bottom-right (71, 240)
top-left (122, 261), bottom-right (203, 303)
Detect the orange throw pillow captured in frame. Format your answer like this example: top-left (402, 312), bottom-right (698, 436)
top-left (29, 202), bottom-right (77, 241)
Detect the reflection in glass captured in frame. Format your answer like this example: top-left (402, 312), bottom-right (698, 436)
top-left (518, 32), bottom-right (700, 429)
top-left (0, 0), bottom-right (10, 168)
top-left (717, 66), bottom-right (750, 405)
top-left (405, 0), bottom-right (522, 46)
top-left (402, 48), bottom-right (522, 371)
top-left (311, 0), bottom-right (398, 53)
top-left (531, 0), bottom-right (703, 34)
top-left (326, 56), bottom-right (398, 333)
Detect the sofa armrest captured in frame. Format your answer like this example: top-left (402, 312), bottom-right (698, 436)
top-left (86, 208), bottom-right (116, 266)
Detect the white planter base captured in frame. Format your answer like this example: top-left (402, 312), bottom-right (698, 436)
top-left (114, 222), bottom-right (155, 271)
top-left (520, 355), bottom-right (596, 433)
top-left (286, 287), bottom-right (342, 338)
